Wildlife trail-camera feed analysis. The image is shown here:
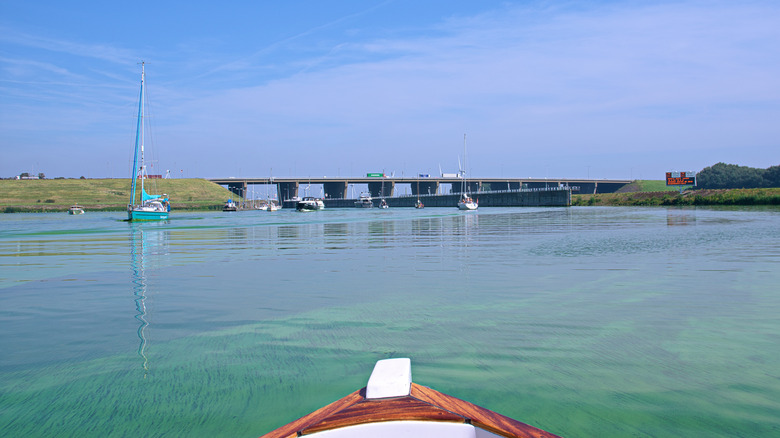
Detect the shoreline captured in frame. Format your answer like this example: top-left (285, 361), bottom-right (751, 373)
top-left (3, 179), bottom-right (779, 213)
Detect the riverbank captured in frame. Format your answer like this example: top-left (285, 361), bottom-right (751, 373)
top-left (573, 187), bottom-right (780, 206)
top-left (0, 178), bottom-right (238, 213)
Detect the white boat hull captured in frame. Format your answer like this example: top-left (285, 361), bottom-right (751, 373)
top-left (458, 201), bottom-right (478, 210)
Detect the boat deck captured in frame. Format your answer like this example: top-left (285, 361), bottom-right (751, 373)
top-left (261, 382), bottom-right (559, 438)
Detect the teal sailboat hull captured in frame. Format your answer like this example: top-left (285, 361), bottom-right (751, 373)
top-left (128, 210), bottom-right (169, 221)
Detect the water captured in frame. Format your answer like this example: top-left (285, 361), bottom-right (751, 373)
top-left (1, 207), bottom-right (778, 437)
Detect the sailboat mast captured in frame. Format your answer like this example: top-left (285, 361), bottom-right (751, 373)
top-left (129, 62), bottom-right (144, 207)
top-left (462, 133), bottom-right (467, 195)
top-left (139, 62), bottom-right (146, 198)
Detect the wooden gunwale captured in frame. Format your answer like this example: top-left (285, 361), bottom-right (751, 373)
top-left (259, 383), bottom-right (560, 438)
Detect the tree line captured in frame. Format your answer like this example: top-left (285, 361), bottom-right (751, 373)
top-left (697, 163), bottom-right (780, 189)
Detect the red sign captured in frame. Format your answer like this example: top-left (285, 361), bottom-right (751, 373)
top-left (666, 171), bottom-right (696, 186)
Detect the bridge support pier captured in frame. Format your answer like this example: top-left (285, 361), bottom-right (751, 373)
top-left (226, 181), bottom-right (247, 199)
top-left (412, 181), bottom-right (439, 196)
top-left (323, 181), bottom-right (348, 199)
top-left (368, 181), bottom-right (394, 198)
top-left (277, 182), bottom-right (299, 201)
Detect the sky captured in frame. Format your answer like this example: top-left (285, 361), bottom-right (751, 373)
top-left (1, 0), bottom-right (779, 180)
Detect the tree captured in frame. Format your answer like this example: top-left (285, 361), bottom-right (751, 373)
top-left (697, 163), bottom-right (767, 189)
top-left (764, 165), bottom-right (780, 187)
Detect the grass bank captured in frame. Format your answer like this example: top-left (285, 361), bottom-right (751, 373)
top-left (573, 187), bottom-right (780, 206)
top-left (615, 180), bottom-right (679, 193)
top-left (0, 178), bottom-right (238, 213)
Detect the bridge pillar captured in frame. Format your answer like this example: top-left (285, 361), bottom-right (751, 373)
top-left (368, 181), bottom-right (394, 198)
top-left (453, 181), bottom-right (481, 194)
top-left (226, 181), bottom-right (247, 199)
top-left (323, 181), bottom-right (348, 199)
top-left (277, 182), bottom-right (299, 201)
top-left (412, 181), bottom-right (439, 196)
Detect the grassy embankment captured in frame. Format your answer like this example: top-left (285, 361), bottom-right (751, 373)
top-left (0, 178), bottom-right (239, 213)
top-left (573, 180), bottom-right (780, 206)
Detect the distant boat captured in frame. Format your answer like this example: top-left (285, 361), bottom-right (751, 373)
top-left (355, 192), bottom-right (373, 208)
top-left (267, 201), bottom-right (280, 211)
top-left (457, 133), bottom-right (478, 211)
top-left (379, 174), bottom-right (389, 209)
top-left (259, 358), bottom-right (560, 438)
top-left (415, 179), bottom-right (424, 208)
top-left (223, 199), bottom-right (238, 212)
top-left (296, 197), bottom-right (325, 211)
top-left (68, 204), bottom-right (85, 215)
top-left (127, 62), bottom-right (170, 221)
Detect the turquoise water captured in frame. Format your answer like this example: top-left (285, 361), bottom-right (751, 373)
top-left (1, 207), bottom-right (778, 437)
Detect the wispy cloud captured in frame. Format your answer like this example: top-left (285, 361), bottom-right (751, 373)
top-left (0, 27), bottom-right (134, 65)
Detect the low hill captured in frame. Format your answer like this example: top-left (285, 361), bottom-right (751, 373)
top-left (615, 180), bottom-right (679, 193)
top-left (1, 178), bottom-right (239, 213)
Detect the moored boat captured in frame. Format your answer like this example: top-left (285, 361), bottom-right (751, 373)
top-left (378, 198), bottom-right (389, 209)
top-left (354, 193), bottom-right (373, 208)
top-left (457, 133), bottom-right (478, 211)
top-left (260, 358), bottom-right (560, 438)
top-left (458, 194), bottom-right (478, 210)
top-left (127, 62), bottom-right (170, 222)
top-left (68, 204), bottom-right (85, 215)
top-left (296, 197), bottom-right (325, 211)
top-left (415, 199), bottom-right (424, 209)
top-left (223, 199), bottom-right (238, 211)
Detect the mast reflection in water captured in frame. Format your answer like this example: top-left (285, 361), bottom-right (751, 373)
top-left (129, 222), bottom-right (169, 377)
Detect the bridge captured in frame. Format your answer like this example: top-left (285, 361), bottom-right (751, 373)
top-left (208, 176), bottom-right (632, 200)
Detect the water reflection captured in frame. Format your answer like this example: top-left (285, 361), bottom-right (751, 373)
top-left (129, 223), bottom-right (169, 377)
top-left (667, 209), bottom-right (697, 226)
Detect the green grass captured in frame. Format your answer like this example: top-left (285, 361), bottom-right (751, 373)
top-left (616, 180), bottom-right (679, 193)
top-left (0, 178), bottom-right (239, 212)
top-left (573, 187), bottom-right (780, 206)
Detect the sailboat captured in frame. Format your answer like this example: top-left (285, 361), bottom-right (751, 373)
top-left (127, 62), bottom-right (170, 221)
top-left (378, 173), bottom-right (389, 208)
top-left (457, 133), bottom-right (478, 210)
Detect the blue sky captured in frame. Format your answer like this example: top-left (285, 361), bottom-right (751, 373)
top-left (1, 0), bottom-right (778, 180)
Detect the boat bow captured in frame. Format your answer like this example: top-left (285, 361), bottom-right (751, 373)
top-left (260, 358), bottom-right (560, 438)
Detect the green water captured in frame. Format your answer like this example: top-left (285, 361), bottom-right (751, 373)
top-left (1, 207), bottom-right (778, 437)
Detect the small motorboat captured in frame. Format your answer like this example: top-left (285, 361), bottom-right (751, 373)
top-left (68, 205), bottom-right (85, 215)
top-left (260, 358), bottom-right (560, 438)
top-left (378, 199), bottom-right (389, 209)
top-left (415, 199), bottom-right (424, 209)
top-left (354, 193), bottom-right (373, 208)
top-left (296, 197), bottom-right (325, 211)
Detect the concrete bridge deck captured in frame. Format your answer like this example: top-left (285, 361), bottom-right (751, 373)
top-left (208, 176), bottom-right (631, 200)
